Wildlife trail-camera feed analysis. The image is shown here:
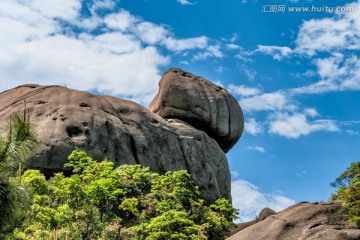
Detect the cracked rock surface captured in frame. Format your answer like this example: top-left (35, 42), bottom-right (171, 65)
top-left (0, 69), bottom-right (244, 203)
top-left (227, 201), bottom-right (360, 240)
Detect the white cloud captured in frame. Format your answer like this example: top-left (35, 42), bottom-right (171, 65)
top-left (303, 108), bottom-right (319, 117)
top-left (230, 33), bottom-right (238, 42)
top-left (346, 130), bottom-right (360, 136)
top-left (193, 44), bottom-right (223, 60)
top-left (0, 1), bottom-right (169, 105)
top-left (286, 1), bottom-right (360, 95)
top-left (235, 48), bottom-right (254, 62)
top-left (91, 0), bottom-right (115, 11)
top-left (291, 53), bottom-right (360, 94)
top-left (30, 0), bottom-right (82, 21)
top-left (256, 45), bottom-right (292, 60)
top-left (104, 10), bottom-right (136, 32)
top-left (248, 145), bottom-right (265, 153)
top-left (292, 69), bottom-right (316, 78)
top-left (165, 36), bottom-right (208, 52)
top-left (0, 1), bottom-right (217, 105)
top-left (135, 21), bottom-right (169, 45)
top-left (226, 43), bottom-right (241, 50)
top-left (105, 13), bottom-right (209, 52)
top-left (295, 1), bottom-right (360, 56)
top-left (315, 53), bottom-right (345, 79)
top-left (228, 84), bottom-right (261, 97)
top-left (252, 1), bottom-right (360, 98)
top-left (240, 92), bottom-right (294, 112)
top-left (244, 118), bottom-right (263, 135)
top-left (177, 0), bottom-right (195, 5)
top-left (241, 65), bottom-right (257, 81)
top-left (268, 112), bottom-right (340, 138)
top-left (232, 180), bottom-right (295, 222)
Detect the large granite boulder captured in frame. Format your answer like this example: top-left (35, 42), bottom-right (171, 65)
top-left (0, 69), bottom-right (243, 203)
top-left (227, 202), bottom-right (360, 240)
top-left (149, 68), bottom-right (244, 153)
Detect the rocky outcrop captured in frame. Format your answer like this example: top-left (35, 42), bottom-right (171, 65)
top-left (227, 202), bottom-right (360, 240)
top-left (149, 68), bottom-right (244, 153)
top-left (0, 69), bottom-right (244, 203)
top-left (229, 207), bottom-right (276, 236)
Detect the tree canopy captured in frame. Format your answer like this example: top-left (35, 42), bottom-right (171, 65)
top-left (331, 162), bottom-right (360, 227)
top-left (6, 150), bottom-right (238, 239)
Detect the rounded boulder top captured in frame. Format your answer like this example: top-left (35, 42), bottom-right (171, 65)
top-left (149, 68), bottom-right (244, 153)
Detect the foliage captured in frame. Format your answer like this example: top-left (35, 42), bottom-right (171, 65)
top-left (7, 150), bottom-right (238, 239)
top-left (0, 107), bottom-right (39, 236)
top-left (331, 162), bottom-right (360, 228)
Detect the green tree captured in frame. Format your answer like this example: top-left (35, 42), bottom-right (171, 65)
top-left (9, 150), bottom-right (238, 239)
top-left (0, 108), bottom-right (39, 236)
top-left (136, 210), bottom-right (201, 240)
top-left (331, 162), bottom-right (360, 189)
top-left (331, 161), bottom-right (360, 227)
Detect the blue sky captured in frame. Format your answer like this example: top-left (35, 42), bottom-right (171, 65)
top-left (1, 0), bottom-right (360, 222)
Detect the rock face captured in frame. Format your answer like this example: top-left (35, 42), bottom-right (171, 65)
top-left (0, 69), bottom-right (244, 203)
top-left (149, 68), bottom-right (244, 153)
top-left (227, 202), bottom-right (360, 240)
top-left (229, 207), bottom-right (276, 236)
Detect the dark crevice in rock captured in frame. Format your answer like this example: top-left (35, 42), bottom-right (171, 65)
top-left (35, 100), bottom-right (47, 105)
top-left (79, 102), bottom-right (91, 107)
top-left (129, 135), bottom-right (140, 165)
top-left (309, 223), bottom-right (322, 229)
top-left (223, 94), bottom-right (232, 142)
top-left (66, 126), bottom-right (82, 137)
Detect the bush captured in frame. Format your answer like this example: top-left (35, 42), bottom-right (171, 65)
top-left (331, 162), bottom-right (360, 228)
top-left (8, 150), bottom-right (238, 239)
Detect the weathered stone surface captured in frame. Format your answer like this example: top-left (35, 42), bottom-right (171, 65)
top-left (0, 71), bottom-right (242, 203)
top-left (149, 68), bottom-right (244, 153)
top-left (227, 202), bottom-right (360, 240)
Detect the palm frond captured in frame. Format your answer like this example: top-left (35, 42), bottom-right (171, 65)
top-left (0, 104), bottom-right (40, 234)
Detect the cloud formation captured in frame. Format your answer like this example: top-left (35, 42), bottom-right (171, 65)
top-left (232, 180), bottom-right (295, 222)
top-left (177, 0), bottom-right (195, 5)
top-left (0, 0), bottom-right (212, 105)
top-left (268, 111), bottom-right (339, 139)
top-left (248, 145), bottom-right (265, 153)
top-left (240, 92), bottom-right (293, 112)
top-left (244, 118), bottom-right (263, 135)
top-left (290, 0), bottom-right (360, 95)
top-left (256, 45), bottom-right (292, 60)
top-left (233, 1), bottom-right (360, 138)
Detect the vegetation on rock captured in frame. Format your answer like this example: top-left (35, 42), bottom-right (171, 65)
top-left (331, 162), bottom-right (360, 227)
top-left (5, 150), bottom-right (238, 239)
top-left (0, 109), bottom-right (39, 237)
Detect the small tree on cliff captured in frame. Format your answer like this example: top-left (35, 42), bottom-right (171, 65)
top-left (331, 162), bottom-right (360, 227)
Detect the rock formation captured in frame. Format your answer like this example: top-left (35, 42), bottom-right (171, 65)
top-left (227, 202), bottom-right (360, 240)
top-left (229, 207), bottom-right (277, 236)
top-left (150, 68), bottom-right (243, 153)
top-left (0, 68), bottom-right (244, 203)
